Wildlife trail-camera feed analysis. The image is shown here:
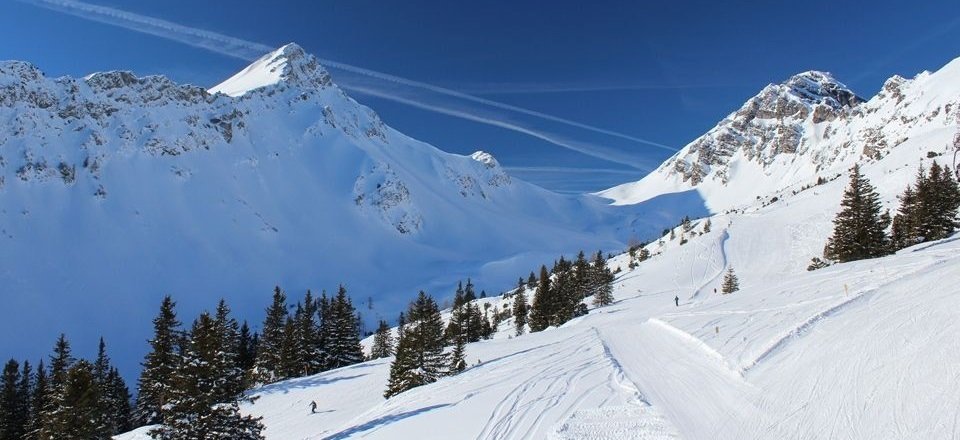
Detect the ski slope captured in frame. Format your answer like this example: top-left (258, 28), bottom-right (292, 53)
top-left (117, 224), bottom-right (960, 439)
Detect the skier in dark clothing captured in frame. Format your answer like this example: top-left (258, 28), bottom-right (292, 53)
top-left (674, 295), bottom-right (679, 307)
top-left (310, 400), bottom-right (317, 414)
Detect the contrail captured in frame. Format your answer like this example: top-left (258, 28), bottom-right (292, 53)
top-left (15, 0), bottom-right (678, 162)
top-left (345, 85), bottom-right (654, 169)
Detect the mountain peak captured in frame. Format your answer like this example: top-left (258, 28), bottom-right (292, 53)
top-left (778, 70), bottom-right (863, 109)
top-left (210, 42), bottom-right (332, 97)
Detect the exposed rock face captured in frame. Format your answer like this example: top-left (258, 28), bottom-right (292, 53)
top-left (664, 71), bottom-right (864, 185)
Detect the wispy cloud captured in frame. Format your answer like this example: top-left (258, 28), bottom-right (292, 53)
top-left (15, 0), bottom-right (678, 168)
top-left (456, 81), bottom-right (745, 95)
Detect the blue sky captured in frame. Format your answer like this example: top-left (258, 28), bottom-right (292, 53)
top-left (3, 0), bottom-right (960, 193)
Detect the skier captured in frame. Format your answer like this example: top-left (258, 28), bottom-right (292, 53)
top-left (309, 400), bottom-right (317, 414)
top-left (674, 295), bottom-right (679, 307)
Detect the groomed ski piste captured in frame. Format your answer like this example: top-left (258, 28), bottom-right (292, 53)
top-left (118, 120), bottom-right (960, 438)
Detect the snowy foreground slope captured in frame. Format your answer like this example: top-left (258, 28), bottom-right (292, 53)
top-left (118, 228), bottom-right (960, 439)
top-left (0, 44), bottom-right (700, 373)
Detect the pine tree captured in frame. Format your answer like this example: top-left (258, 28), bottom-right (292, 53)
top-left (721, 267), bottom-right (740, 294)
top-left (12, 361), bottom-right (31, 440)
top-left (152, 313), bottom-right (263, 440)
top-left (448, 333), bottom-right (467, 376)
top-left (527, 272), bottom-right (537, 288)
top-left (444, 284), bottom-right (467, 343)
top-left (480, 309), bottom-right (494, 339)
top-left (101, 368), bottom-right (131, 436)
top-left (591, 251), bottom-right (615, 307)
top-left (0, 359), bottom-right (27, 440)
top-left (316, 291), bottom-right (333, 370)
top-left (24, 361), bottom-right (47, 440)
top-left (890, 183), bottom-right (920, 250)
top-left (253, 286), bottom-right (288, 384)
top-left (135, 296), bottom-right (181, 426)
top-left (52, 360), bottom-right (100, 439)
top-left (213, 299), bottom-right (245, 402)
top-left (384, 292), bottom-right (448, 399)
top-left (325, 286), bottom-right (365, 369)
top-left (552, 258), bottom-right (577, 326)
top-left (512, 279), bottom-right (529, 336)
top-left (370, 321), bottom-right (394, 359)
top-left (237, 321), bottom-right (257, 373)
top-left (573, 251), bottom-right (591, 300)
top-left (37, 334), bottom-right (75, 439)
top-left (92, 338), bottom-right (130, 438)
top-left (703, 218), bottom-right (712, 233)
top-left (528, 265), bottom-right (553, 332)
top-left (824, 164), bottom-right (890, 262)
top-left (296, 290), bottom-right (322, 375)
top-left (463, 279), bottom-right (477, 303)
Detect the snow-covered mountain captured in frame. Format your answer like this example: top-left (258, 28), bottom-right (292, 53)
top-left (0, 44), bottom-right (703, 375)
top-left (119, 54), bottom-right (960, 440)
top-left (598, 58), bottom-right (960, 211)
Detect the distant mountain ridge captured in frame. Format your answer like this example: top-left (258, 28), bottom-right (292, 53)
top-left (598, 59), bottom-right (960, 210)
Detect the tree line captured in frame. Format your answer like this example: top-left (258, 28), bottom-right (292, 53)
top-left (816, 160), bottom-right (960, 267)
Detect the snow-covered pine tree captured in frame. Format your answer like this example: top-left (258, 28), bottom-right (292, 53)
top-left (573, 251), bottom-right (591, 300)
top-left (465, 303), bottom-right (484, 343)
top-left (152, 312), bottom-right (264, 440)
top-left (369, 320), bottom-right (394, 359)
top-left (891, 183), bottom-right (921, 250)
top-left (213, 299), bottom-right (245, 402)
top-left (703, 218), bottom-right (712, 233)
top-left (480, 309), bottom-right (494, 339)
top-left (444, 284), bottom-right (467, 344)
top-left (512, 279), bottom-right (529, 336)
top-left (918, 161), bottom-right (960, 241)
top-left (24, 360), bottom-right (47, 440)
top-left (326, 286), bottom-right (365, 369)
top-left (50, 360), bottom-right (99, 439)
top-left (591, 251), bottom-right (615, 307)
top-left (824, 164), bottom-right (890, 262)
top-left (552, 258), bottom-right (577, 326)
top-left (101, 368), bottom-right (131, 437)
top-left (91, 338), bottom-right (131, 438)
top-left (448, 332), bottom-right (467, 376)
top-left (36, 334), bottom-right (75, 439)
top-left (463, 279), bottom-right (477, 303)
top-left (134, 296), bottom-right (181, 426)
top-left (383, 291), bottom-right (447, 399)
top-left (297, 290), bottom-right (322, 375)
top-left (721, 267), bottom-right (740, 294)
top-left (253, 286), bottom-right (288, 384)
top-left (317, 290), bottom-right (333, 370)
top-left (528, 265), bottom-right (553, 332)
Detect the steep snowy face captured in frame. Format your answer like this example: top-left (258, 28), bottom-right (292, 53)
top-left (209, 43), bottom-right (333, 97)
top-left (1, 44), bottom-right (692, 377)
top-left (599, 58), bottom-right (960, 210)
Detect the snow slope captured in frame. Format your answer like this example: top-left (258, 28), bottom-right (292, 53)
top-left (0, 44), bottom-right (703, 376)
